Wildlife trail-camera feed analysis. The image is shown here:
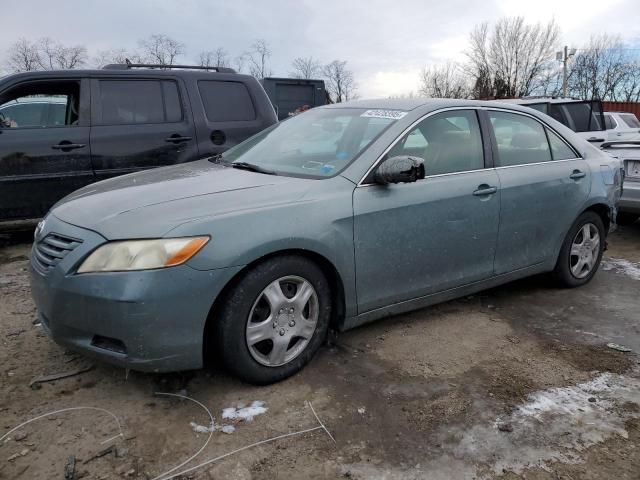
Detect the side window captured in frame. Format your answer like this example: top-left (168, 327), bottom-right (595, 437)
top-left (620, 113), bottom-right (640, 128)
top-left (547, 129), bottom-right (577, 160)
top-left (198, 81), bottom-right (256, 122)
top-left (98, 80), bottom-right (182, 125)
top-left (389, 110), bottom-right (484, 176)
top-left (604, 114), bottom-right (617, 130)
top-left (489, 111), bottom-right (551, 166)
top-left (0, 81), bottom-right (80, 129)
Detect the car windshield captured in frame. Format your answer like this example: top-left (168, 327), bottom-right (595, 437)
top-left (221, 107), bottom-right (400, 178)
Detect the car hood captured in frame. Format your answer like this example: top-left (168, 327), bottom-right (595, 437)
top-left (52, 160), bottom-right (322, 239)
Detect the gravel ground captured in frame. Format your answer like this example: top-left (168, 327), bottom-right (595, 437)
top-left (1, 223), bottom-right (639, 479)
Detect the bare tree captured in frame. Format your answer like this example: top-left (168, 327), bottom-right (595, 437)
top-left (233, 54), bottom-right (247, 74)
top-left (138, 34), bottom-right (184, 66)
top-left (323, 60), bottom-right (356, 102)
top-left (246, 39), bottom-right (272, 78)
top-left (92, 48), bottom-right (147, 68)
top-left (5, 38), bottom-right (41, 72)
top-left (290, 56), bottom-right (321, 79)
top-left (619, 61), bottom-right (640, 102)
top-left (419, 62), bottom-right (471, 98)
top-left (567, 34), bottom-right (635, 101)
top-left (4, 37), bottom-right (86, 72)
top-left (466, 17), bottom-right (560, 98)
top-left (198, 47), bottom-right (230, 69)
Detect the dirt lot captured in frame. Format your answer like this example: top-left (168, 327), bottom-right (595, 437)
top-left (1, 224), bottom-right (639, 479)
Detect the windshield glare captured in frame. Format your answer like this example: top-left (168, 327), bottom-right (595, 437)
top-left (222, 108), bottom-right (398, 178)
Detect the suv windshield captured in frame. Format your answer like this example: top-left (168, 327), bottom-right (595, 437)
top-left (221, 107), bottom-right (399, 178)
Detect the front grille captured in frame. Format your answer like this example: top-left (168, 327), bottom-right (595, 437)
top-left (32, 233), bottom-right (83, 274)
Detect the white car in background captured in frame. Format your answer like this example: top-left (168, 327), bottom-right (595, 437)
top-left (604, 111), bottom-right (640, 142)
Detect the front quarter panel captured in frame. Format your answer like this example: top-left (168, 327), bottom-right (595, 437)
top-left (172, 175), bottom-right (358, 317)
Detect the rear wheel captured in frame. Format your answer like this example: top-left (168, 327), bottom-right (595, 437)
top-left (616, 212), bottom-right (639, 226)
top-left (553, 212), bottom-right (605, 287)
top-left (215, 255), bottom-right (331, 384)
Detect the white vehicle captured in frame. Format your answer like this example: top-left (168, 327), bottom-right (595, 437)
top-left (604, 111), bottom-right (640, 142)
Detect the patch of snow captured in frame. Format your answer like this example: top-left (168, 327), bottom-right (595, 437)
top-left (222, 401), bottom-right (267, 421)
top-left (601, 258), bottom-right (640, 280)
top-left (357, 407), bottom-right (366, 415)
top-left (221, 425), bottom-right (235, 434)
top-left (450, 370), bottom-right (640, 475)
top-left (190, 421), bottom-right (215, 434)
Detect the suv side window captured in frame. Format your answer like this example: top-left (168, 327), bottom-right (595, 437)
top-left (489, 111), bottom-right (551, 166)
top-left (604, 114), bottom-right (617, 130)
top-left (98, 80), bottom-right (182, 125)
top-left (0, 81), bottom-right (80, 129)
top-left (389, 110), bottom-right (484, 176)
top-left (620, 113), bottom-right (640, 128)
top-left (198, 80), bottom-right (256, 122)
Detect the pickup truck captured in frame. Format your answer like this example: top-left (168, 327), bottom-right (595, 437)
top-left (0, 63), bottom-right (277, 225)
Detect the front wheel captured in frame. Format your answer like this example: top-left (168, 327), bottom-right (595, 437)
top-left (214, 255), bottom-right (331, 384)
top-left (553, 211), bottom-right (605, 288)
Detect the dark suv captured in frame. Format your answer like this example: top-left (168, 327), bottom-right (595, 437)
top-left (0, 64), bottom-right (277, 224)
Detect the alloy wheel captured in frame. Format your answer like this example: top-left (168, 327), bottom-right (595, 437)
top-left (245, 275), bottom-right (319, 367)
top-left (569, 222), bottom-right (600, 279)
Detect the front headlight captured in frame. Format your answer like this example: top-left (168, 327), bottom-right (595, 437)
top-left (77, 236), bottom-right (209, 273)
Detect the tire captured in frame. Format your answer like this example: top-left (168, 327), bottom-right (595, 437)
top-left (553, 211), bottom-right (605, 288)
top-left (616, 212), bottom-right (639, 226)
top-left (214, 255), bottom-right (331, 385)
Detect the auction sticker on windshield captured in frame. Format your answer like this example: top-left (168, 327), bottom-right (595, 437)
top-left (361, 110), bottom-right (408, 120)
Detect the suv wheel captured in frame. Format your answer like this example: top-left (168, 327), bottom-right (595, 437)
top-left (215, 255), bottom-right (331, 384)
top-left (553, 211), bottom-right (605, 287)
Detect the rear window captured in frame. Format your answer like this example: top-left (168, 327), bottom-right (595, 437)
top-left (198, 80), bottom-right (256, 122)
top-left (98, 80), bottom-right (182, 125)
top-left (620, 113), bottom-right (640, 128)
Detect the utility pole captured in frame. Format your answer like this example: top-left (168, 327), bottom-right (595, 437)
top-left (557, 46), bottom-right (576, 98)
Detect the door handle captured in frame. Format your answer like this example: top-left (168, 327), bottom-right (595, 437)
top-left (51, 142), bottom-right (86, 150)
top-left (165, 135), bottom-right (193, 143)
top-left (570, 170), bottom-right (586, 180)
top-left (473, 185), bottom-right (498, 196)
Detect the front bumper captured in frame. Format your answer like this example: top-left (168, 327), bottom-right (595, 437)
top-left (619, 179), bottom-right (640, 214)
top-left (29, 214), bottom-right (242, 372)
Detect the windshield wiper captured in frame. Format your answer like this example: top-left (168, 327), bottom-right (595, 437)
top-left (230, 162), bottom-right (277, 175)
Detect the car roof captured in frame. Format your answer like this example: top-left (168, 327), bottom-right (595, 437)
top-left (324, 97), bottom-right (545, 114)
top-left (501, 98), bottom-right (589, 105)
top-left (606, 111), bottom-right (637, 115)
top-left (0, 68), bottom-right (254, 83)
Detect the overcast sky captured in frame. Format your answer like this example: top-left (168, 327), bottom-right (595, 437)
top-left (4, 0), bottom-right (640, 97)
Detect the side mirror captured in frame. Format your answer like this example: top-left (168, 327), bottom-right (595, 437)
top-left (374, 155), bottom-right (425, 185)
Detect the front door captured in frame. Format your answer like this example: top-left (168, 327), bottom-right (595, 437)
top-left (0, 78), bottom-right (93, 221)
top-left (353, 109), bottom-right (501, 313)
top-left (89, 78), bottom-right (198, 181)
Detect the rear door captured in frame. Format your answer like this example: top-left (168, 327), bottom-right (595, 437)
top-left (89, 77), bottom-right (198, 181)
top-left (488, 109), bottom-right (591, 274)
top-left (0, 78), bottom-right (92, 221)
top-left (195, 79), bottom-right (267, 157)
